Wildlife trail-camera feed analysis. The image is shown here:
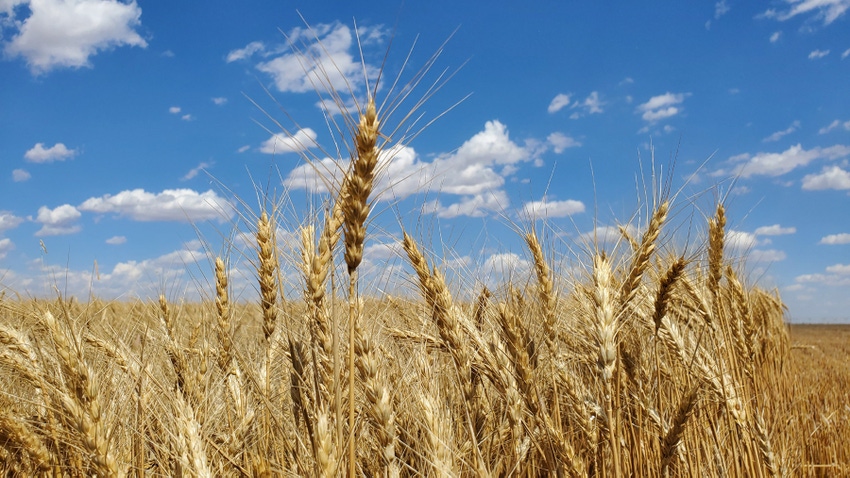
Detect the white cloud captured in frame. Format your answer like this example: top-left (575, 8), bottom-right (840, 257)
top-left (12, 168), bottom-right (30, 182)
top-left (820, 233), bottom-right (850, 244)
top-left (522, 199), bottom-right (585, 219)
top-left (795, 261), bottom-right (850, 287)
top-left (259, 128), bottom-right (317, 154)
top-left (763, 120), bottom-right (800, 142)
top-left (548, 93), bottom-right (571, 114)
top-left (3, 0), bottom-right (146, 75)
top-left (573, 91), bottom-right (604, 115)
top-left (719, 143), bottom-right (850, 178)
top-left (770, 31), bottom-right (782, 43)
top-left (0, 211), bottom-right (24, 233)
top-left (818, 119), bottom-right (850, 134)
top-left (795, 272), bottom-right (850, 286)
top-left (760, 0), bottom-right (850, 26)
top-left (482, 252), bottom-right (530, 278)
top-left (748, 249), bottom-right (787, 262)
top-left (283, 120), bottom-right (539, 218)
top-left (715, 0), bottom-right (730, 18)
top-left (180, 114), bottom-right (193, 121)
top-left (547, 132), bottom-right (581, 153)
top-left (78, 188), bottom-right (234, 222)
top-left (237, 145), bottom-right (250, 153)
top-left (212, 97), bottom-right (227, 105)
top-left (35, 204), bottom-right (82, 236)
top-left (427, 190), bottom-right (509, 219)
top-left (808, 49), bottom-right (830, 59)
top-left (637, 92), bottom-right (688, 123)
top-left (105, 235), bottom-right (126, 245)
top-left (579, 224), bottom-right (637, 245)
top-left (826, 263), bottom-right (850, 274)
top-left (24, 142), bottom-right (77, 163)
top-left (0, 238), bottom-right (13, 260)
top-left (843, 48), bottom-right (850, 59)
top-left (801, 165), bottom-right (850, 190)
top-left (181, 162), bottom-right (211, 181)
top-left (255, 22), bottom-right (384, 94)
top-left (727, 230), bottom-right (760, 250)
top-left (169, 106), bottom-right (181, 114)
top-left (755, 224), bottom-right (796, 236)
top-left (225, 40), bottom-right (265, 62)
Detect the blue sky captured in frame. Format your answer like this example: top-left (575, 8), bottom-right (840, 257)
top-left (1, 1), bottom-right (849, 321)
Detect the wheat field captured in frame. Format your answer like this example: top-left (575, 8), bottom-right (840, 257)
top-left (2, 26), bottom-right (849, 478)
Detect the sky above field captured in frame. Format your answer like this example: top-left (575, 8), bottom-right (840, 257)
top-left (1, 1), bottom-right (849, 321)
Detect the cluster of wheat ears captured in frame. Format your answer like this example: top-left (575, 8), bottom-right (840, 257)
top-left (1, 22), bottom-right (846, 478)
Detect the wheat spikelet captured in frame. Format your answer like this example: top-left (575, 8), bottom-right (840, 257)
top-left (214, 257), bottom-right (233, 374)
top-left (342, 97), bottom-right (379, 275)
top-left (653, 256), bottom-right (686, 334)
top-left (353, 319), bottom-right (398, 477)
top-left (0, 410), bottom-right (52, 473)
top-left (621, 200), bottom-right (669, 308)
top-left (660, 386), bottom-right (700, 476)
top-left (256, 211), bottom-right (278, 343)
top-left (525, 229), bottom-right (558, 354)
top-left (41, 310), bottom-right (121, 477)
top-left (707, 203), bottom-right (726, 299)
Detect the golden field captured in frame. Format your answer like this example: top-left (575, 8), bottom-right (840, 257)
top-left (2, 31), bottom-right (849, 478)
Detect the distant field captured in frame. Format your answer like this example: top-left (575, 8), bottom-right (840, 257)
top-left (786, 324), bottom-right (850, 476)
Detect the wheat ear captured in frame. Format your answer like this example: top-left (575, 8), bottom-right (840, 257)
top-left (525, 229), bottom-right (558, 354)
top-left (257, 211), bottom-right (278, 343)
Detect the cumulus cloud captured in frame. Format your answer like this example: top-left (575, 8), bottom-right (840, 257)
top-left (718, 143), bottom-right (850, 178)
top-left (35, 204), bottom-right (82, 236)
top-left (169, 106), bottom-right (181, 114)
top-left (0, 211), bottom-right (24, 233)
top-left (12, 169), bottom-right (30, 182)
top-left (579, 224), bottom-right (637, 245)
top-left (259, 128), bottom-right (318, 154)
top-left (0, 238), bottom-right (13, 260)
top-left (818, 119), bottom-right (850, 134)
top-left (482, 252), bottom-right (530, 278)
top-left (181, 162), bottom-right (211, 181)
top-left (727, 230), bottom-right (760, 250)
top-left (755, 224), bottom-right (796, 235)
top-left (843, 48), bottom-right (850, 59)
top-left (212, 97), bottom-right (227, 105)
top-left (3, 0), bottom-right (146, 75)
top-left (770, 31), bottom-right (782, 42)
top-left (78, 188), bottom-right (234, 222)
top-left (24, 142), bottom-right (77, 163)
top-left (105, 235), bottom-right (126, 245)
top-left (547, 132), bottom-right (581, 153)
top-left (426, 191), bottom-right (509, 219)
top-left (795, 261), bottom-right (850, 287)
top-left (763, 120), bottom-right (800, 142)
top-left (715, 0), bottom-right (730, 18)
top-left (282, 120), bottom-right (539, 218)
top-left (225, 40), bottom-right (265, 62)
top-left (801, 165), bottom-right (850, 190)
top-left (254, 22), bottom-right (385, 94)
top-left (820, 233), bottom-right (850, 244)
top-left (521, 199), bottom-right (585, 219)
top-left (809, 49), bottom-right (830, 59)
top-left (637, 92), bottom-right (688, 123)
top-left (548, 93), bottom-right (571, 114)
top-left (570, 91), bottom-right (604, 118)
top-left (748, 249), bottom-right (787, 262)
top-left (826, 263), bottom-right (850, 274)
top-left (760, 0), bottom-right (850, 26)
